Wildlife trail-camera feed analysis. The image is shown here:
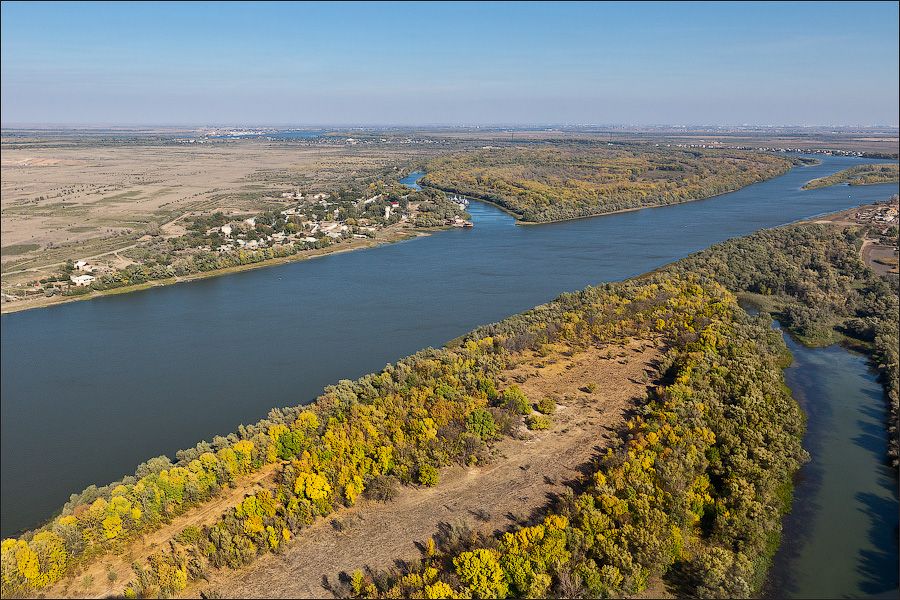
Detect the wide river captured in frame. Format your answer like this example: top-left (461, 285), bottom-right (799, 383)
top-left (1, 155), bottom-right (897, 546)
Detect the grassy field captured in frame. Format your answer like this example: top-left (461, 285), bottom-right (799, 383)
top-left (0, 137), bottom-right (452, 297)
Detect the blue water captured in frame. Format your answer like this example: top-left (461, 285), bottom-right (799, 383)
top-left (1, 155), bottom-right (897, 537)
top-left (399, 170), bottom-right (424, 190)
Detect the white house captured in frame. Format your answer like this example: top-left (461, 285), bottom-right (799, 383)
top-left (221, 224), bottom-right (233, 236)
top-left (70, 274), bottom-right (95, 287)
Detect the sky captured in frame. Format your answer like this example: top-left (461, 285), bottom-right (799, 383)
top-left (1, 1), bottom-right (898, 127)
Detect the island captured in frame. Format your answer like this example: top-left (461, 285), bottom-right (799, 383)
top-left (419, 144), bottom-right (793, 223)
top-left (802, 163), bottom-right (899, 189)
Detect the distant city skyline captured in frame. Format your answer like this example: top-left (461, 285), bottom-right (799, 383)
top-left (2, 1), bottom-right (898, 127)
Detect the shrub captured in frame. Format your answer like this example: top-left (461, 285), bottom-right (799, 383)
top-left (526, 414), bottom-right (552, 431)
top-left (418, 464), bottom-right (440, 487)
top-left (362, 475), bottom-right (400, 503)
top-left (466, 409), bottom-right (498, 440)
top-left (536, 397), bottom-right (556, 415)
top-left (502, 385), bottom-right (530, 415)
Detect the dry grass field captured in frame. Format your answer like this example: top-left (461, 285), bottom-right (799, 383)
top-left (0, 138), bottom-right (442, 294)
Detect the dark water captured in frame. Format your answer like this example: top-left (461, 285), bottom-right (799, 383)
top-left (765, 334), bottom-right (900, 599)
top-left (1, 155), bottom-right (897, 537)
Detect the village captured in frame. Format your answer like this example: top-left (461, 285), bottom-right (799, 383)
top-left (7, 181), bottom-right (472, 302)
top-left (816, 194), bottom-right (899, 277)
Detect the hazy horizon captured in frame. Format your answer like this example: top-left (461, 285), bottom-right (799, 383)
top-left (2, 1), bottom-right (899, 127)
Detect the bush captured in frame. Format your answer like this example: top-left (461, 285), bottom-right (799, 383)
top-left (536, 397), bottom-right (556, 415)
top-left (526, 414), bottom-right (552, 431)
top-left (466, 408), bottom-right (498, 440)
top-left (362, 475), bottom-right (399, 502)
top-left (417, 464), bottom-right (440, 487)
top-left (502, 385), bottom-right (530, 415)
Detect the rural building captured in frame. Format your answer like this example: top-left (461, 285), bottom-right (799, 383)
top-left (70, 274), bottom-right (95, 287)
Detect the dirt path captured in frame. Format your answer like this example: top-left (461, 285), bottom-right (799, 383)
top-left (51, 463), bottom-right (280, 599)
top-left (186, 339), bottom-right (661, 599)
top-left (860, 237), bottom-right (899, 276)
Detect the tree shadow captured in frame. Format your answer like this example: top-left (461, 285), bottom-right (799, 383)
top-left (854, 491), bottom-right (900, 595)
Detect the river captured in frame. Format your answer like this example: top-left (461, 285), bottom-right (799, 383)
top-left (763, 332), bottom-right (899, 598)
top-left (1, 155), bottom-right (897, 541)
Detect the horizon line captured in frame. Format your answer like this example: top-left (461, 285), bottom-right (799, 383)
top-left (2, 122), bottom-right (899, 131)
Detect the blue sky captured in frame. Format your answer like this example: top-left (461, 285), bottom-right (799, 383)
top-left (2, 1), bottom-right (898, 126)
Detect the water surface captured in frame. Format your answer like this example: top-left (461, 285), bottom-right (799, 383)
top-left (2, 155), bottom-right (897, 536)
top-left (766, 334), bottom-right (899, 599)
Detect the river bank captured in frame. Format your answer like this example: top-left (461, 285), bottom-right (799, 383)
top-left (0, 225), bottom-right (433, 315)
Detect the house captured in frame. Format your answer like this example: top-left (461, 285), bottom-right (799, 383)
top-left (243, 217), bottom-right (256, 227)
top-left (73, 260), bottom-right (87, 270)
top-left (70, 274), bottom-right (95, 287)
top-left (221, 224), bottom-right (233, 236)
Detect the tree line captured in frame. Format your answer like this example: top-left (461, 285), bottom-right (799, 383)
top-left (420, 144), bottom-right (792, 222)
top-left (802, 163), bottom-right (899, 189)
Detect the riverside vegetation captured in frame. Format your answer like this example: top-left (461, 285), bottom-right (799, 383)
top-left (1, 221), bottom-right (896, 599)
top-left (352, 224), bottom-right (898, 600)
top-left (802, 163), bottom-right (899, 190)
top-left (419, 144), bottom-right (793, 222)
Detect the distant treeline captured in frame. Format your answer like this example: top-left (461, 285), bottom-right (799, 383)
top-left (802, 163), bottom-right (899, 189)
top-left (420, 144), bottom-right (792, 222)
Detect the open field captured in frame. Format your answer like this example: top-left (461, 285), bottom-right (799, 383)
top-left (1, 137), bottom-right (460, 307)
top-left (0, 140), bottom-right (441, 273)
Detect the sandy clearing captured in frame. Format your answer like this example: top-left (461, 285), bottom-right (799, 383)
top-left (185, 339), bottom-right (661, 599)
